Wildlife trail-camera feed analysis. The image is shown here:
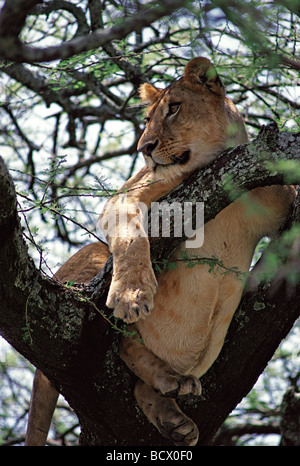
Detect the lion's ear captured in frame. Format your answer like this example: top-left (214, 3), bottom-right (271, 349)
top-left (184, 57), bottom-right (225, 96)
top-left (139, 83), bottom-right (162, 105)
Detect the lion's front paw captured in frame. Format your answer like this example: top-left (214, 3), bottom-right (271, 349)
top-left (106, 268), bottom-right (158, 323)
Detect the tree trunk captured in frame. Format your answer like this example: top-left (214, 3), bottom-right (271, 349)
top-left (0, 124), bottom-right (299, 445)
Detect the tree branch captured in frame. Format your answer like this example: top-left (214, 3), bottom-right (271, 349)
top-left (0, 0), bottom-right (41, 39)
top-left (0, 123), bottom-right (299, 445)
top-left (0, 0), bottom-right (188, 63)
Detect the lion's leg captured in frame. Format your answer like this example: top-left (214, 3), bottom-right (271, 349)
top-left (134, 380), bottom-right (199, 446)
top-left (120, 336), bottom-right (201, 397)
top-left (25, 369), bottom-right (59, 446)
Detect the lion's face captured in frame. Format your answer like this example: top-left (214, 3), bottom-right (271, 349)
top-left (138, 57), bottom-right (248, 179)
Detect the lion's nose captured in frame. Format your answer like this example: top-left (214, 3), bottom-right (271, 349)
top-left (140, 140), bottom-right (159, 158)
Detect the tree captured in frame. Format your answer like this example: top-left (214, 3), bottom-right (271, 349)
top-left (0, 0), bottom-right (299, 446)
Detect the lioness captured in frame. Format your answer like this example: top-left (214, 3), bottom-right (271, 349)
top-left (25, 57), bottom-right (294, 446)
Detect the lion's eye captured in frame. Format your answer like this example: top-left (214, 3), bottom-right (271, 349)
top-left (143, 116), bottom-right (150, 126)
top-left (167, 102), bottom-right (181, 117)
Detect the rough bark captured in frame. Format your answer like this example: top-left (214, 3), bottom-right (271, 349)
top-left (0, 124), bottom-right (299, 445)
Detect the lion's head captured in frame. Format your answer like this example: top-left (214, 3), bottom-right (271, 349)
top-left (138, 57), bottom-right (248, 179)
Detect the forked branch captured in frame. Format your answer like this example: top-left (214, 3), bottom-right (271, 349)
top-left (0, 123), bottom-right (299, 445)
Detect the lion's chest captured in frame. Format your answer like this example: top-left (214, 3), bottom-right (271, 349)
top-left (136, 203), bottom-right (257, 376)
top-left (136, 257), bottom-right (244, 376)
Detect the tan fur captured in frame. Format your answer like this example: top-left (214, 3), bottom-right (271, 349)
top-left (54, 241), bottom-right (110, 284)
top-left (25, 369), bottom-right (59, 446)
top-left (26, 57), bottom-right (295, 446)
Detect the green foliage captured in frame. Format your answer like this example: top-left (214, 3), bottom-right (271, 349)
top-left (266, 159), bottom-right (300, 184)
top-left (154, 251), bottom-right (246, 280)
top-left (251, 225), bottom-right (300, 284)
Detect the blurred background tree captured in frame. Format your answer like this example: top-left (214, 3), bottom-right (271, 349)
top-left (0, 0), bottom-right (299, 445)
